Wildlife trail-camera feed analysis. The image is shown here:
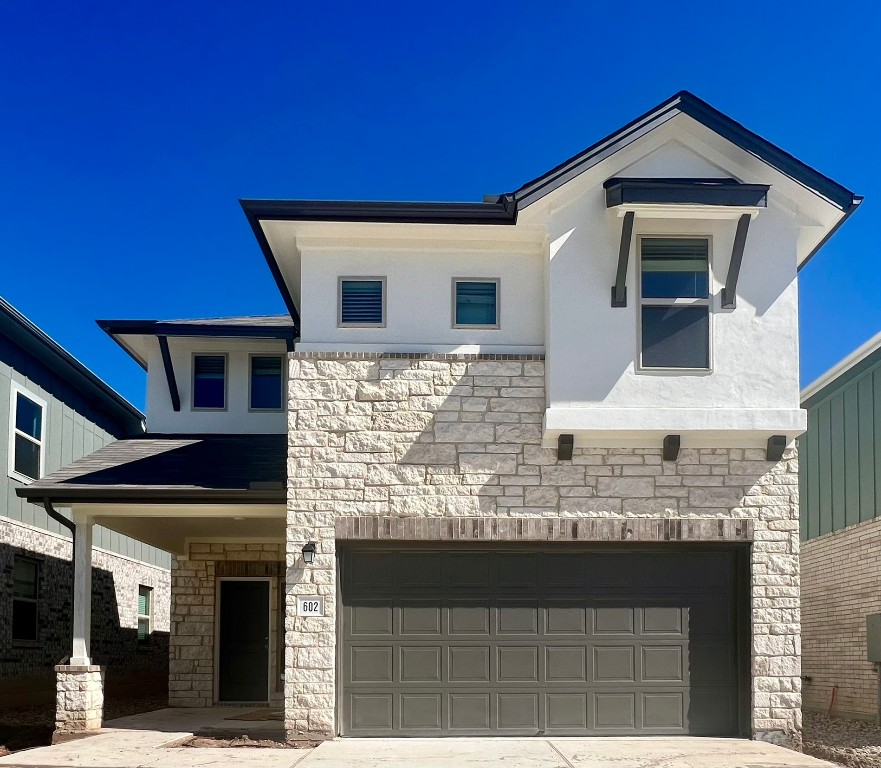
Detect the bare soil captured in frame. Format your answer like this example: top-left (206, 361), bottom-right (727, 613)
top-left (802, 711), bottom-right (881, 768)
top-left (179, 734), bottom-right (320, 749)
top-left (0, 693), bottom-right (167, 754)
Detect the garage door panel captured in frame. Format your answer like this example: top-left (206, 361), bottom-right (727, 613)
top-left (341, 548), bottom-right (742, 736)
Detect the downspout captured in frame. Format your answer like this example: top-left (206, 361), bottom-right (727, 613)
top-left (44, 499), bottom-right (77, 663)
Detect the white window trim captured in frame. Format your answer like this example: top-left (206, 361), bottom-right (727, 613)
top-left (8, 382), bottom-right (47, 484)
top-left (248, 353), bottom-right (286, 413)
top-left (137, 585), bottom-right (152, 644)
top-left (337, 276), bottom-right (387, 328)
top-left (451, 277), bottom-right (501, 330)
top-left (636, 234), bottom-right (714, 374)
top-left (191, 353), bottom-right (229, 412)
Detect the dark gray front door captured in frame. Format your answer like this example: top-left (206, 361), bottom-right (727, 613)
top-left (340, 547), bottom-right (743, 736)
top-left (219, 580), bottom-right (269, 702)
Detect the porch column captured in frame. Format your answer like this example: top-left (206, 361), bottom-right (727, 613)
top-left (54, 510), bottom-right (104, 740)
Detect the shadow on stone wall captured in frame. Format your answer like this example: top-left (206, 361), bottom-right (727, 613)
top-left (0, 542), bottom-right (169, 709)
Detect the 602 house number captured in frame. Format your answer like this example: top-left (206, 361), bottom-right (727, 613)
top-left (297, 596), bottom-right (324, 616)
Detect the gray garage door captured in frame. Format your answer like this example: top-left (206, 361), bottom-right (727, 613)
top-left (340, 547), bottom-right (745, 737)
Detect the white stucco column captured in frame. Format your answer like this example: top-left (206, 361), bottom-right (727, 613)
top-left (70, 511), bottom-right (93, 666)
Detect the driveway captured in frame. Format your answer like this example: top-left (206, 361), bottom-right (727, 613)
top-left (0, 709), bottom-right (836, 768)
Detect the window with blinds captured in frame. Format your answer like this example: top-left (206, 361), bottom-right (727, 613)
top-left (250, 355), bottom-right (283, 410)
top-left (193, 354), bottom-right (226, 409)
top-left (137, 585), bottom-right (152, 645)
top-left (639, 238), bottom-right (710, 369)
top-left (454, 279), bottom-right (499, 327)
top-left (339, 278), bottom-right (385, 326)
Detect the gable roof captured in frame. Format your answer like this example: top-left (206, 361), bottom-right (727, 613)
top-left (802, 330), bottom-right (881, 408)
top-left (0, 296), bottom-right (144, 435)
top-left (242, 91), bottom-right (861, 329)
top-left (98, 315), bottom-right (297, 369)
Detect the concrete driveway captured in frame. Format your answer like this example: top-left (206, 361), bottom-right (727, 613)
top-left (0, 709), bottom-right (836, 768)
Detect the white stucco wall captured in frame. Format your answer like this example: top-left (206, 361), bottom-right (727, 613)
top-left (145, 336), bottom-right (287, 434)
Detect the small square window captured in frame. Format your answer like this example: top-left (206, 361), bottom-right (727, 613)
top-left (12, 556), bottom-right (39, 642)
top-left (339, 279), bottom-right (384, 326)
top-left (193, 355), bottom-right (226, 409)
top-left (8, 386), bottom-right (45, 482)
top-left (250, 356), bottom-right (283, 410)
top-left (454, 280), bottom-right (499, 327)
top-left (137, 585), bottom-right (152, 646)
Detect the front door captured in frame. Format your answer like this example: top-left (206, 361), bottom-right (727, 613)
top-left (218, 580), bottom-right (269, 702)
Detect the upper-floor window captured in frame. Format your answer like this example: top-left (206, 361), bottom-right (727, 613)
top-left (192, 354), bottom-right (227, 409)
top-left (8, 384), bottom-right (45, 482)
top-left (453, 279), bottom-right (499, 328)
top-left (639, 237), bottom-right (710, 370)
top-left (250, 355), bottom-right (284, 410)
top-left (137, 585), bottom-right (152, 646)
top-left (339, 278), bottom-right (385, 327)
top-left (12, 556), bottom-right (39, 642)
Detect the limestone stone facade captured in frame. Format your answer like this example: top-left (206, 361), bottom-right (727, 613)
top-left (802, 517), bottom-right (881, 719)
top-left (169, 542), bottom-right (285, 707)
top-left (285, 353), bottom-right (802, 743)
top-left (54, 664), bottom-right (103, 735)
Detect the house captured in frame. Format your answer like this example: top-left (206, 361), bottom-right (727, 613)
top-left (0, 296), bottom-right (171, 713)
top-left (800, 333), bottom-right (881, 720)
top-left (17, 92), bottom-right (861, 744)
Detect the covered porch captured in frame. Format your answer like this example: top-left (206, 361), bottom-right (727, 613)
top-left (16, 433), bottom-right (287, 737)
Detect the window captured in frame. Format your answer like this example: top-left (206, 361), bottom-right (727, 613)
top-left (8, 385), bottom-right (45, 482)
top-left (339, 278), bottom-right (385, 326)
top-left (137, 586), bottom-right (152, 646)
top-left (12, 557), bottom-right (39, 642)
top-left (250, 356), bottom-right (284, 410)
top-left (192, 355), bottom-right (226, 409)
top-left (639, 237), bottom-right (710, 369)
top-left (453, 279), bottom-right (499, 328)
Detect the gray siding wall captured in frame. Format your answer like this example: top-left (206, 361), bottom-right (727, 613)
top-left (800, 356), bottom-right (881, 541)
top-left (0, 341), bottom-right (170, 568)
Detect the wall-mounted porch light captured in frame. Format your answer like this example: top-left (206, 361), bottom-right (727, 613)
top-left (301, 541), bottom-right (317, 565)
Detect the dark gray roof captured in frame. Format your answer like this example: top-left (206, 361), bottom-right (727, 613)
top-left (17, 433), bottom-right (286, 503)
top-left (0, 296), bottom-right (145, 435)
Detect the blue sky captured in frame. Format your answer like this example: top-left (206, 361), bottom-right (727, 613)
top-left (1, 1), bottom-right (878, 410)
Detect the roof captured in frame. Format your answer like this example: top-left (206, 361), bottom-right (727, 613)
top-left (0, 296), bottom-right (144, 435)
top-left (802, 330), bottom-right (881, 407)
top-left (242, 90), bottom-right (861, 327)
top-left (98, 315), bottom-right (297, 369)
top-left (16, 433), bottom-right (286, 503)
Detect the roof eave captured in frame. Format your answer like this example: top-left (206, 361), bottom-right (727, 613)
top-left (17, 486), bottom-right (286, 504)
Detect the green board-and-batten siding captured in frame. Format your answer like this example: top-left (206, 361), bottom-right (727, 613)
top-left (800, 349), bottom-right (881, 541)
top-left (0, 342), bottom-right (171, 569)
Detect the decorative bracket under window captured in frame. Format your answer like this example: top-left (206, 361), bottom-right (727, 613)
top-left (721, 213), bottom-right (752, 309)
top-left (611, 211), bottom-right (635, 307)
top-left (157, 335), bottom-right (181, 412)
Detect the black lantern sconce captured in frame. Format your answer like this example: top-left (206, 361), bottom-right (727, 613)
top-left (301, 541), bottom-right (317, 565)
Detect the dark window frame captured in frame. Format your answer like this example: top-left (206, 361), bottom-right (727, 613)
top-left (12, 555), bottom-right (40, 643)
top-left (637, 235), bottom-right (713, 372)
top-left (191, 353), bottom-right (228, 411)
top-left (248, 354), bottom-right (285, 412)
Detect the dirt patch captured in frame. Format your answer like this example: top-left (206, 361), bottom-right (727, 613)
top-left (177, 734), bottom-right (320, 749)
top-left (802, 711), bottom-right (881, 768)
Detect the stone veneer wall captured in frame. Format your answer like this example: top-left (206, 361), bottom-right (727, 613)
top-left (169, 542), bottom-right (284, 707)
top-left (0, 516), bottom-right (170, 686)
top-left (802, 517), bottom-right (881, 719)
top-left (285, 354), bottom-right (801, 742)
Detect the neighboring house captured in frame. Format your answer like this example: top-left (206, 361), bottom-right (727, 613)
top-left (800, 332), bottom-right (881, 720)
top-left (18, 92), bottom-right (860, 744)
top-left (0, 297), bottom-right (171, 709)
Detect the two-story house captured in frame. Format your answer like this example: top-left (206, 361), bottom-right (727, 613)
top-left (0, 296), bottom-right (171, 713)
top-left (19, 92), bottom-right (860, 745)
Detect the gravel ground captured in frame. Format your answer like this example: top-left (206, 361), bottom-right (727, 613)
top-left (803, 711), bottom-right (881, 767)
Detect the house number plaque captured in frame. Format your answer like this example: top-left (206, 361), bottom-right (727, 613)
top-left (297, 596), bottom-right (324, 616)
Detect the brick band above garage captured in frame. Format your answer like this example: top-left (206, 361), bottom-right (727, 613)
top-left (335, 516), bottom-right (754, 542)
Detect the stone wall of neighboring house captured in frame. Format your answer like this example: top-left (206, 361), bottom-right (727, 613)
top-left (168, 542), bottom-right (285, 707)
top-left (284, 353), bottom-right (802, 743)
top-left (802, 517), bottom-right (881, 719)
top-left (0, 516), bottom-right (170, 704)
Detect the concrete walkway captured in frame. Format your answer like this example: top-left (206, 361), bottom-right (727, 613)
top-left (0, 709), bottom-right (836, 768)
